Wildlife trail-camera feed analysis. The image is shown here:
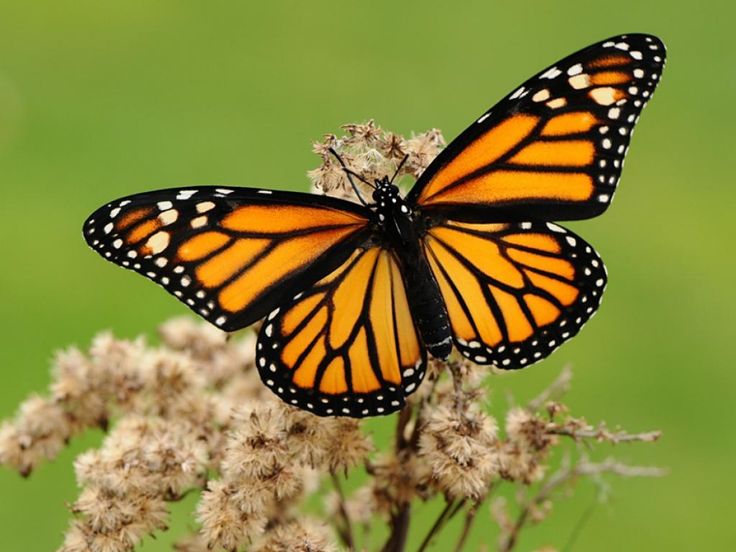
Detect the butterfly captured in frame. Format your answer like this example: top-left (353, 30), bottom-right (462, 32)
top-left (84, 34), bottom-right (665, 417)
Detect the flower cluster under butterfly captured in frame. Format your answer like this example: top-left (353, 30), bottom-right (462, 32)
top-left (84, 33), bottom-right (665, 418)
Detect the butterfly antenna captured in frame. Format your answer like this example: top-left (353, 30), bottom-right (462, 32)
top-left (390, 153), bottom-right (410, 184)
top-left (328, 148), bottom-right (373, 206)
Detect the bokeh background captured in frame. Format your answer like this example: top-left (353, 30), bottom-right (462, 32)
top-left (1, 1), bottom-right (734, 550)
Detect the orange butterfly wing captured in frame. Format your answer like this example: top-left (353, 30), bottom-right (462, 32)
top-left (422, 220), bottom-right (606, 368)
top-left (84, 187), bottom-right (371, 331)
top-left (407, 34), bottom-right (664, 368)
top-left (256, 246), bottom-right (426, 417)
top-left (409, 34), bottom-right (666, 222)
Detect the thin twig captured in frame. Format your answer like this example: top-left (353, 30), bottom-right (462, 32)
top-left (454, 501), bottom-right (480, 552)
top-left (499, 458), bottom-right (666, 551)
top-left (416, 500), bottom-right (457, 552)
top-left (446, 498), bottom-right (468, 523)
top-left (549, 425), bottom-right (662, 444)
top-left (561, 492), bottom-right (598, 552)
top-left (527, 365), bottom-right (573, 412)
top-left (409, 376), bottom-right (441, 450)
top-left (381, 404), bottom-right (416, 552)
top-left (447, 359), bottom-right (465, 414)
top-left (395, 404), bottom-right (413, 451)
top-left (330, 472), bottom-right (355, 551)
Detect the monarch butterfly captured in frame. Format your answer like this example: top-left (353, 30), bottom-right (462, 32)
top-left (84, 34), bottom-right (665, 417)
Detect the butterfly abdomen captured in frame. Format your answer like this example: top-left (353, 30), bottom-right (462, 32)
top-left (398, 247), bottom-right (452, 359)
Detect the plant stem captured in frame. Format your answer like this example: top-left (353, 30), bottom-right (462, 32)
top-left (447, 360), bottom-right (465, 414)
top-left (330, 472), bottom-right (355, 551)
top-left (380, 404), bottom-right (416, 552)
top-left (382, 503), bottom-right (412, 552)
top-left (416, 499), bottom-right (457, 552)
top-left (395, 404), bottom-right (413, 450)
top-left (454, 501), bottom-right (479, 552)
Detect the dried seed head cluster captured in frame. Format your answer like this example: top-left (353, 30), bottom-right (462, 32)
top-left (0, 124), bottom-right (663, 552)
top-left (308, 120), bottom-right (445, 201)
top-left (419, 403), bottom-right (499, 501)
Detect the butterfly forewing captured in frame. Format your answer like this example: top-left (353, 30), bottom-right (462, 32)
top-left (422, 221), bottom-right (606, 368)
top-left (83, 187), bottom-right (371, 331)
top-left (256, 246), bottom-right (427, 417)
top-left (409, 33), bottom-right (666, 222)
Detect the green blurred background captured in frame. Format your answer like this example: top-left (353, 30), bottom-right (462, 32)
top-left (1, 1), bottom-right (734, 550)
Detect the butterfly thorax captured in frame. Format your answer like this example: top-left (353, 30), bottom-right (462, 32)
top-left (371, 176), bottom-right (453, 359)
top-left (371, 177), bottom-right (415, 245)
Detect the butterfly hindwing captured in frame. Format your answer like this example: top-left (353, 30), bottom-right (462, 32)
top-left (83, 186), bottom-right (371, 331)
top-left (256, 246), bottom-right (427, 417)
top-left (422, 220), bottom-right (606, 368)
top-left (408, 33), bottom-right (665, 222)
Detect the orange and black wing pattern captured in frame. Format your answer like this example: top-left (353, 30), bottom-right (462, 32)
top-left (422, 220), bottom-right (606, 368)
top-left (83, 187), bottom-right (371, 331)
top-left (256, 246), bottom-right (426, 417)
top-left (408, 34), bottom-right (665, 221)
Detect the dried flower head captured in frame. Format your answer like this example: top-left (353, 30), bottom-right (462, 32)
top-left (319, 418), bottom-right (373, 474)
top-left (197, 480), bottom-right (268, 550)
top-left (252, 518), bottom-right (338, 552)
top-left (419, 404), bottom-right (499, 500)
top-left (307, 121), bottom-right (445, 203)
top-left (368, 450), bottom-right (432, 512)
top-left (222, 407), bottom-right (289, 480)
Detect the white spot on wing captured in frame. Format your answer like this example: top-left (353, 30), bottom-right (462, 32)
top-left (191, 216), bottom-right (207, 228)
top-left (177, 190), bottom-right (197, 200)
top-left (567, 63), bottom-right (583, 76)
top-left (532, 89), bottom-right (550, 102)
top-left (145, 231), bottom-right (170, 254)
top-left (540, 66), bottom-right (562, 79)
top-left (158, 209), bottom-right (178, 225)
top-left (569, 74), bottom-right (591, 90)
top-left (546, 97), bottom-right (567, 109)
top-left (590, 87), bottom-right (619, 105)
top-left (510, 86), bottom-right (526, 99)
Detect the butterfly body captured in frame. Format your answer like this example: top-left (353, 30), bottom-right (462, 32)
top-left (369, 177), bottom-right (453, 358)
top-left (84, 33), bottom-right (665, 417)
